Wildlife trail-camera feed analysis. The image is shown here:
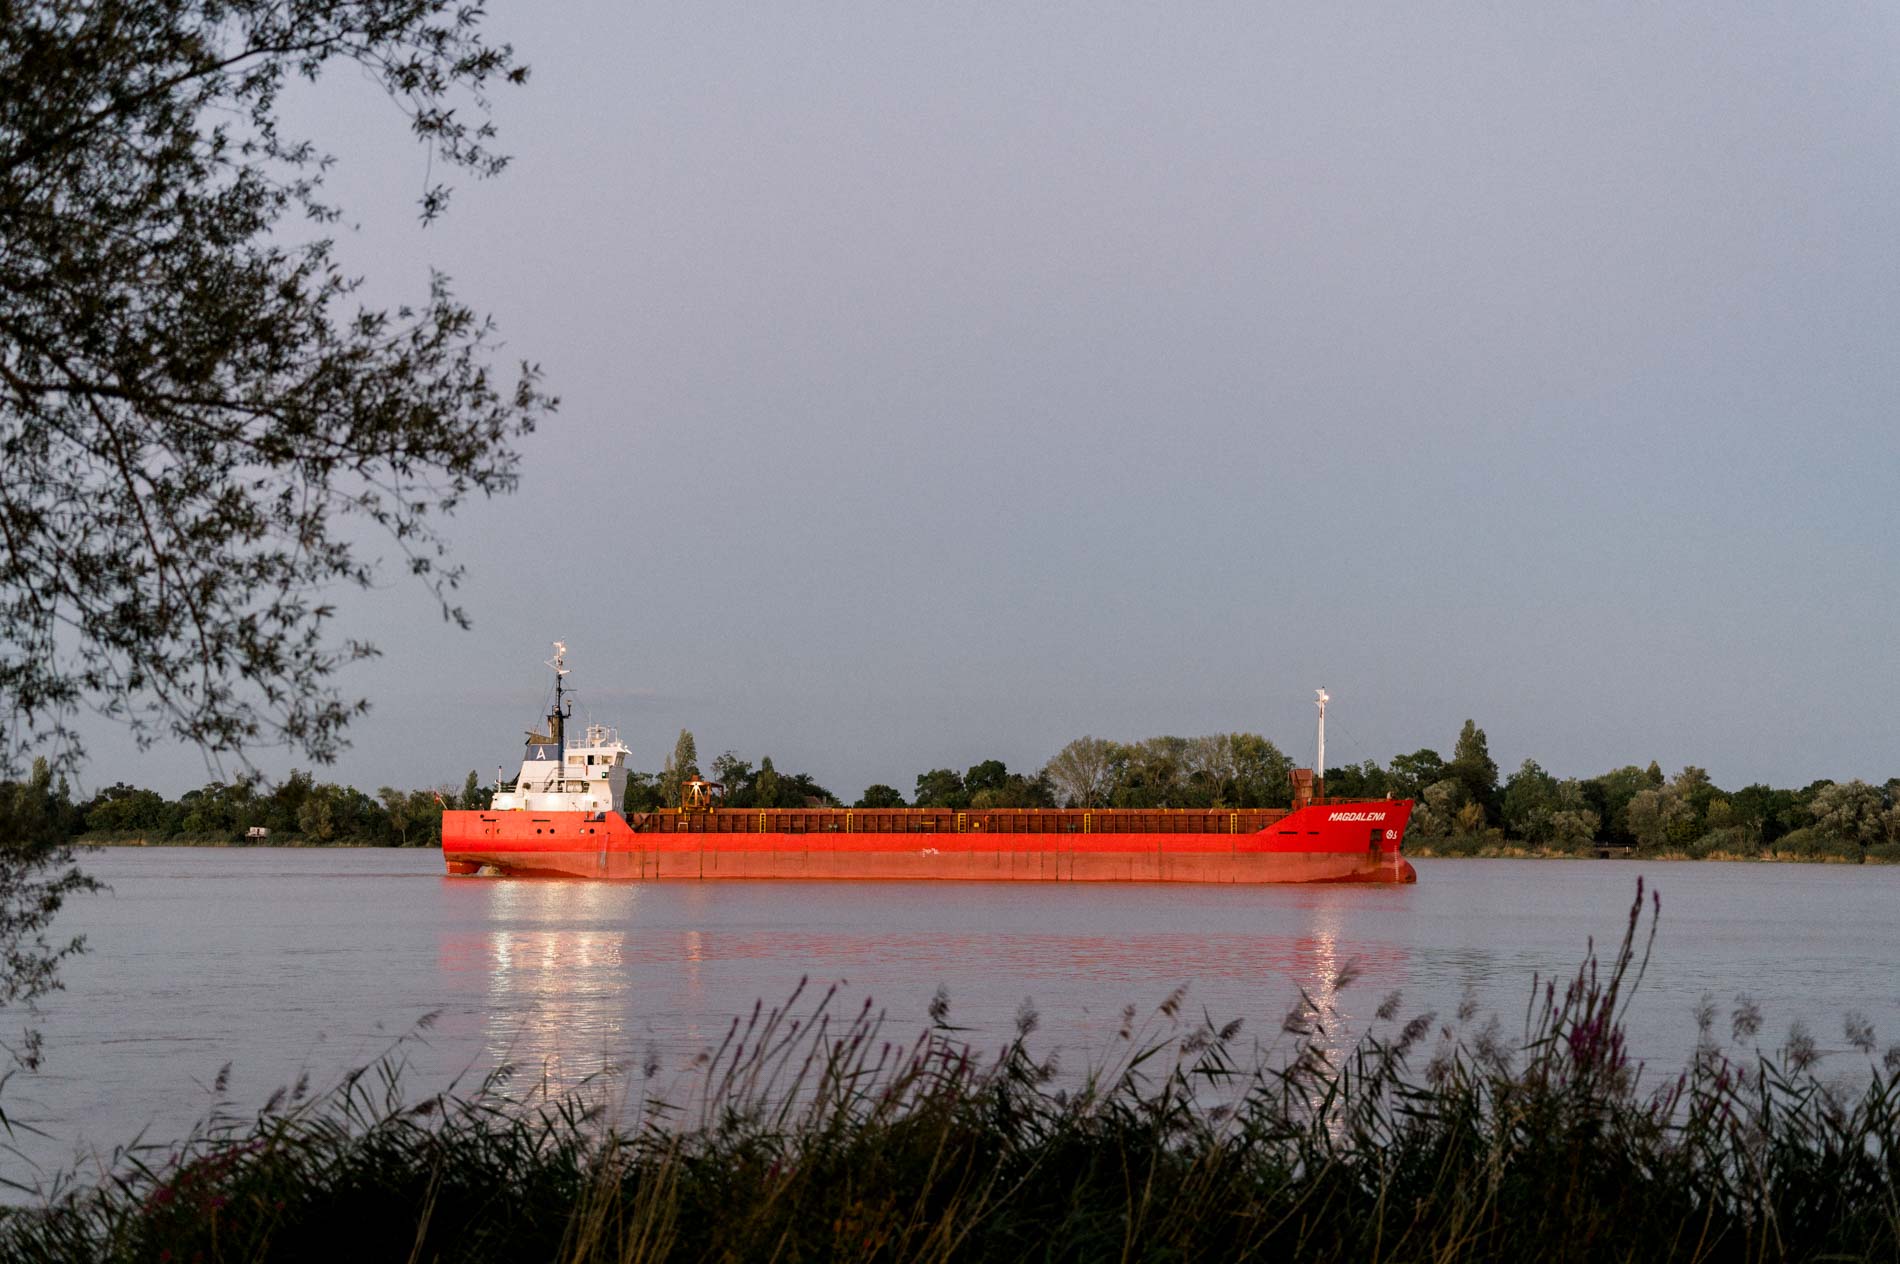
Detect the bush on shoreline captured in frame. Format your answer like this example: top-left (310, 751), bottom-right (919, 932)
top-left (4, 883), bottom-right (1897, 1262)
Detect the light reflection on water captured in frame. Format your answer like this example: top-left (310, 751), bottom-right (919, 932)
top-left (438, 887), bottom-right (1408, 1092)
top-left (9, 850), bottom-right (1900, 1190)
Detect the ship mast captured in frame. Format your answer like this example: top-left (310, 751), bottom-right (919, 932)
top-left (547, 641), bottom-right (571, 754)
top-left (1314, 687), bottom-right (1329, 793)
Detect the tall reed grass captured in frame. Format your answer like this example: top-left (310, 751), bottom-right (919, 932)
top-left (3, 879), bottom-right (1896, 1262)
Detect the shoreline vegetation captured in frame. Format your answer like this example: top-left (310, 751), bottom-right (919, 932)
top-left (14, 717), bottom-right (1896, 865)
top-left (1408, 843), bottom-right (1900, 864)
top-left (9, 715), bottom-right (1898, 866)
top-left (5, 883), bottom-right (1899, 1261)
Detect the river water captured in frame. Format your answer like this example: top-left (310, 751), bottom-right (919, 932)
top-left (5, 849), bottom-right (1898, 1191)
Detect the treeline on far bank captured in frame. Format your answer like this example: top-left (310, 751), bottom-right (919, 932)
top-left (9, 715), bottom-right (1898, 860)
top-left (655, 723), bottom-right (1900, 863)
top-left (1318, 720), bottom-right (1900, 863)
top-left (1, 762), bottom-right (492, 848)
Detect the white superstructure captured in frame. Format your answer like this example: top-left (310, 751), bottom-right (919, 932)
top-left (489, 643), bottom-right (632, 814)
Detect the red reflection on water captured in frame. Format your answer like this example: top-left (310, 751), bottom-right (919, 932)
top-left (434, 882), bottom-right (1414, 1094)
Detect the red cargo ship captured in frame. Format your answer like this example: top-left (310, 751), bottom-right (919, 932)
top-left (440, 646), bottom-right (1417, 884)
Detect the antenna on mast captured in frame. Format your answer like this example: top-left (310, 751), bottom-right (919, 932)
top-left (1314, 687), bottom-right (1329, 789)
top-left (546, 641), bottom-right (571, 753)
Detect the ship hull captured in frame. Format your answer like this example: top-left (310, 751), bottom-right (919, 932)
top-left (441, 800), bottom-right (1417, 885)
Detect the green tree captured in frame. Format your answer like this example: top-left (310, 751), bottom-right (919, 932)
top-left (378, 787), bottom-right (432, 847)
top-left (1184, 737), bottom-right (1229, 806)
top-left (408, 790), bottom-right (446, 846)
top-left (1810, 780), bottom-right (1886, 849)
top-left (262, 771), bottom-right (316, 835)
top-left (1502, 759), bottom-right (1559, 844)
top-left (297, 786), bottom-right (342, 843)
top-left (1387, 749), bottom-right (1447, 801)
top-left (1728, 783), bottom-right (1781, 847)
top-left (913, 769), bottom-right (968, 809)
top-left (1624, 790), bottom-right (1662, 848)
top-left (1178, 734), bottom-right (1283, 808)
top-left (659, 730), bottom-right (700, 808)
top-left (856, 784), bottom-right (906, 808)
top-left (1412, 779), bottom-right (1462, 838)
top-left (1324, 759), bottom-right (1389, 801)
top-left (1041, 737), bottom-right (1119, 808)
top-left (1673, 766), bottom-right (1720, 817)
top-left (709, 752), bottom-right (749, 783)
top-left (286, 781), bottom-right (383, 842)
top-left (622, 772), bottom-right (665, 812)
top-left (1112, 737), bottom-right (1192, 808)
top-left (710, 752), bottom-right (755, 805)
top-left (1547, 803), bottom-right (1602, 853)
top-left (80, 783), bottom-right (172, 835)
top-left (941, 760), bottom-right (1050, 810)
top-left (780, 772), bottom-right (838, 808)
top-left (1449, 721), bottom-right (1500, 822)
top-left (753, 756), bottom-right (784, 809)
top-left (1583, 766), bottom-right (1655, 847)
top-left (1227, 734), bottom-right (1294, 808)
top-left (1498, 770), bottom-right (1602, 851)
top-left (1626, 782), bottom-right (1696, 850)
top-left (0, 1), bottom-right (546, 1037)
top-left (178, 781), bottom-right (254, 837)
top-left (0, 762), bottom-right (98, 1033)
top-left (963, 760), bottom-right (1010, 800)
top-left (458, 771), bottom-right (492, 812)
top-left (700, 752), bottom-right (833, 808)
top-left (969, 767), bottom-right (1054, 810)
top-left (0, 4), bottom-right (547, 768)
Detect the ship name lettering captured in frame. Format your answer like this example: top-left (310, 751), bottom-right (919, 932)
top-left (1328, 811), bottom-right (1387, 822)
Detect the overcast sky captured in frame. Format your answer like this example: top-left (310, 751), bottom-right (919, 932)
top-left (78, 2), bottom-right (1900, 799)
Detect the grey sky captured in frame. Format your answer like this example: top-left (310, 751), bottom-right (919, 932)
top-left (79, 2), bottom-right (1900, 799)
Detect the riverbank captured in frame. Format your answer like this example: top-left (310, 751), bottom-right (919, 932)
top-left (1409, 840), bottom-right (1900, 863)
top-left (76, 834), bottom-right (424, 848)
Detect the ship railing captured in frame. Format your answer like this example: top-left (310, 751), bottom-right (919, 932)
top-left (641, 807), bottom-right (1305, 836)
